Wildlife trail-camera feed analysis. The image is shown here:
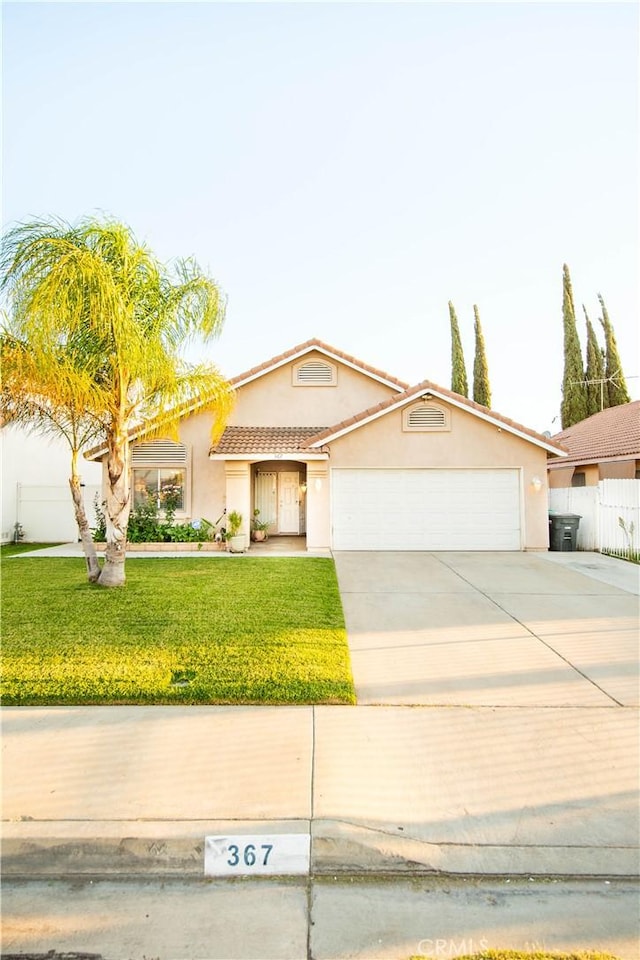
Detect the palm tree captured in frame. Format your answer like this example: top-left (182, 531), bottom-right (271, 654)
top-left (1, 216), bottom-right (233, 587)
top-left (1, 331), bottom-right (104, 581)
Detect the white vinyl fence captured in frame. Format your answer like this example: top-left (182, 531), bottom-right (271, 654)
top-left (12, 483), bottom-right (102, 544)
top-left (549, 479), bottom-right (639, 558)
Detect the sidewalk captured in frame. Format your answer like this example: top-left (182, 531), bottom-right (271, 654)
top-left (3, 702), bottom-right (638, 878)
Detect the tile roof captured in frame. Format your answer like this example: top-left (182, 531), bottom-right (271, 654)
top-left (230, 338), bottom-right (409, 390)
top-left (549, 401), bottom-right (640, 466)
top-left (301, 379), bottom-right (567, 456)
top-left (210, 426), bottom-right (328, 455)
top-left (84, 339), bottom-right (569, 461)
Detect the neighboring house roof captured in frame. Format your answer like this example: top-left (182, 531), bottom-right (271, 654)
top-left (211, 426), bottom-right (327, 456)
top-left (300, 380), bottom-right (567, 457)
top-left (230, 338), bottom-right (410, 391)
top-left (548, 401), bottom-right (640, 469)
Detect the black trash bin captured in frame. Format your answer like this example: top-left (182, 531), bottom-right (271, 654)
top-left (549, 513), bottom-right (581, 551)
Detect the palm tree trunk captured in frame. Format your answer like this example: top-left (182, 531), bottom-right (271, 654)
top-left (97, 433), bottom-right (130, 588)
top-left (68, 473), bottom-right (101, 583)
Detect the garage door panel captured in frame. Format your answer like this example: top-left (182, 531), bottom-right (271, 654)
top-left (332, 469), bottom-right (521, 551)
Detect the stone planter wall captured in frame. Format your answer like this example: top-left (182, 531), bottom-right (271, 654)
top-left (94, 541), bottom-right (226, 552)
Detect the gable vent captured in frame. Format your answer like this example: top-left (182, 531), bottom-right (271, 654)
top-left (405, 404), bottom-right (448, 430)
top-left (131, 440), bottom-right (188, 466)
top-left (294, 360), bottom-right (336, 386)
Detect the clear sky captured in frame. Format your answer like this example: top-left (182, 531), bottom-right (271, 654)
top-left (3, 1), bottom-right (638, 434)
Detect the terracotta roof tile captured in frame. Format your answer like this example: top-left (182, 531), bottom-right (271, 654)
top-left (210, 426), bottom-right (327, 455)
top-left (230, 338), bottom-right (409, 390)
top-left (301, 379), bottom-right (567, 454)
top-left (550, 401), bottom-right (640, 466)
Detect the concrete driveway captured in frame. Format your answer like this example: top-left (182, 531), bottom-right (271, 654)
top-left (333, 551), bottom-right (639, 706)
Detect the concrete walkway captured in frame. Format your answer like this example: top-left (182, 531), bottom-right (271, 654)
top-left (15, 536), bottom-right (330, 558)
top-left (2, 550), bottom-right (639, 958)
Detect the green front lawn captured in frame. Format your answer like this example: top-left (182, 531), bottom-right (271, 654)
top-left (1, 557), bottom-right (355, 705)
top-left (1, 542), bottom-right (63, 558)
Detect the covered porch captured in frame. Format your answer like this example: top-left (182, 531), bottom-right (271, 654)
top-left (209, 427), bottom-right (330, 551)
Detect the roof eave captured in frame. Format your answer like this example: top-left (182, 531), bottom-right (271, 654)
top-left (548, 452), bottom-right (639, 469)
top-left (232, 341), bottom-right (408, 393)
top-left (209, 451), bottom-right (329, 461)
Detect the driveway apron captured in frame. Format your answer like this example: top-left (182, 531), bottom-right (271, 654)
top-left (324, 551), bottom-right (639, 878)
top-left (333, 550), bottom-right (639, 707)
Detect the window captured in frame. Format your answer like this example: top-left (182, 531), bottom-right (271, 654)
top-left (403, 402), bottom-right (449, 432)
top-left (571, 471), bottom-right (586, 487)
top-left (293, 359), bottom-right (337, 386)
top-left (133, 468), bottom-right (186, 510)
top-left (131, 440), bottom-right (188, 511)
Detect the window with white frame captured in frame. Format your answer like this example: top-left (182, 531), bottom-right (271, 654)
top-left (131, 440), bottom-right (188, 511)
top-left (403, 402), bottom-right (450, 432)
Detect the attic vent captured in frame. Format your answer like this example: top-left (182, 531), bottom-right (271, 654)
top-left (131, 440), bottom-right (188, 466)
top-left (294, 359), bottom-right (337, 386)
top-left (404, 404), bottom-right (449, 432)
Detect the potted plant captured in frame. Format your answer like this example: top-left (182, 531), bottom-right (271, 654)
top-left (225, 510), bottom-right (246, 553)
top-left (251, 508), bottom-right (271, 542)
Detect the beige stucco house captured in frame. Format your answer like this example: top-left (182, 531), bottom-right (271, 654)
top-left (87, 339), bottom-right (567, 551)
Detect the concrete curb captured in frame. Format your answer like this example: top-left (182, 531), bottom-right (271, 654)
top-left (3, 818), bottom-right (637, 880)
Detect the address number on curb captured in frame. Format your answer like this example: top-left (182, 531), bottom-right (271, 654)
top-left (204, 834), bottom-right (310, 876)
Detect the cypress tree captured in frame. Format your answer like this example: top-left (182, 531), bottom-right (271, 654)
top-left (472, 304), bottom-right (491, 407)
top-left (560, 264), bottom-right (588, 428)
top-left (598, 294), bottom-right (631, 408)
top-left (583, 305), bottom-right (606, 416)
top-left (448, 300), bottom-right (468, 397)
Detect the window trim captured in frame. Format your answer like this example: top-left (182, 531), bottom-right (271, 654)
top-left (131, 440), bottom-right (191, 516)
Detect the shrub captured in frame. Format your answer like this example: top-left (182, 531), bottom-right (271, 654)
top-left (92, 491), bottom-right (214, 543)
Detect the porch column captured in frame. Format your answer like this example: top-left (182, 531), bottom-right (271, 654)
top-left (224, 461), bottom-right (251, 544)
top-left (306, 464), bottom-right (330, 550)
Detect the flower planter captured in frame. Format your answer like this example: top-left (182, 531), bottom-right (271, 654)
top-left (228, 534), bottom-right (248, 554)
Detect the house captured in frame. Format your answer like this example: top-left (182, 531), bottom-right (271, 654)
top-left (86, 339), bottom-right (567, 551)
top-left (548, 401), bottom-right (640, 488)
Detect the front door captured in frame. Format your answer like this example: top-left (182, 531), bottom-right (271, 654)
top-left (278, 472), bottom-right (300, 534)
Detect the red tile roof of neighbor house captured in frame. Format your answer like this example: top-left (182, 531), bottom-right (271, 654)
top-left (210, 426), bottom-right (327, 455)
top-left (549, 401), bottom-right (640, 467)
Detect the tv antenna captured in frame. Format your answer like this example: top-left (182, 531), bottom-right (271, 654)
top-left (569, 370), bottom-right (638, 412)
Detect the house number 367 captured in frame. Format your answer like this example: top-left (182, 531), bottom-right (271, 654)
top-left (204, 833), bottom-right (310, 876)
top-left (227, 843), bottom-right (273, 867)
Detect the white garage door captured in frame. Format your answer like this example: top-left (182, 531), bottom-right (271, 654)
top-left (332, 469), bottom-right (522, 550)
